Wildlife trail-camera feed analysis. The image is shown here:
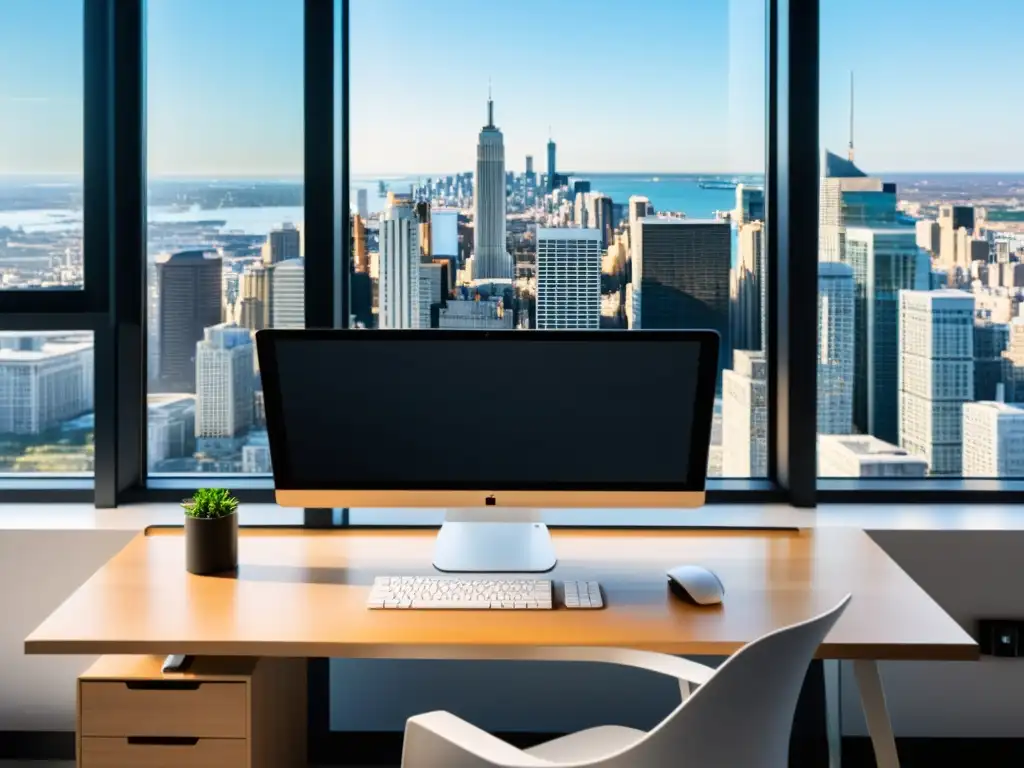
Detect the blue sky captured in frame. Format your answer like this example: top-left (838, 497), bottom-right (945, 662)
top-left (0, 0), bottom-right (1020, 177)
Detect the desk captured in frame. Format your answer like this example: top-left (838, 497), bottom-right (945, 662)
top-left (27, 527), bottom-right (976, 767)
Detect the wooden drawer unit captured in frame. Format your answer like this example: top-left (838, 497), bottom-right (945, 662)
top-left (77, 655), bottom-right (306, 768)
top-left (80, 736), bottom-right (247, 768)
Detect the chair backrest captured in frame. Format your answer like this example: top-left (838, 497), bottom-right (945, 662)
top-left (605, 595), bottom-right (850, 768)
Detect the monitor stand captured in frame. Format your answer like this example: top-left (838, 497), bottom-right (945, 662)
top-left (433, 508), bottom-right (557, 573)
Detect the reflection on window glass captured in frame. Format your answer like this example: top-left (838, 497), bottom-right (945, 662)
top-left (818, 0), bottom-right (1024, 479)
top-left (0, 332), bottom-right (94, 475)
top-left (0, 1), bottom-right (84, 289)
top-left (350, 0), bottom-right (767, 478)
top-left (145, 0), bottom-right (303, 476)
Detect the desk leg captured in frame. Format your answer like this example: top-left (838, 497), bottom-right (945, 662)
top-left (853, 660), bottom-right (900, 768)
top-left (824, 660), bottom-right (842, 768)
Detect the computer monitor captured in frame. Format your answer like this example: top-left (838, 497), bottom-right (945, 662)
top-left (257, 329), bottom-right (719, 572)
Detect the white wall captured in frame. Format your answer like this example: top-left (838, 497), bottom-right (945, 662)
top-left (3, 525), bottom-right (1024, 738)
top-left (0, 530), bottom-right (135, 730)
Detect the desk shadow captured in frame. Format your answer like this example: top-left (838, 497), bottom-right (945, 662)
top-left (206, 564), bottom-right (373, 586)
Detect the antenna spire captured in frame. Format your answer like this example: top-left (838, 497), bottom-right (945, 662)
top-left (486, 79), bottom-right (494, 128)
top-left (848, 71), bottom-right (855, 163)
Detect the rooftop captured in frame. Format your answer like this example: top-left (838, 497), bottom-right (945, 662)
top-left (536, 227), bottom-right (602, 240)
top-left (819, 434), bottom-right (928, 464)
top-left (965, 401), bottom-right (1024, 415)
top-left (823, 148), bottom-right (867, 179)
top-left (641, 217), bottom-right (724, 226)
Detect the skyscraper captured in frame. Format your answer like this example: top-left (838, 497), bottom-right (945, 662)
top-left (356, 188), bottom-right (369, 220)
top-left (588, 193), bottom-right (613, 249)
top-left (631, 218), bottom-right (731, 369)
top-left (270, 258), bottom-right (305, 329)
top-left (722, 350), bottom-right (767, 477)
top-left (154, 250), bottom-right (222, 393)
top-left (419, 262), bottom-right (447, 329)
top-left (628, 196), bottom-right (649, 228)
top-left (937, 205), bottom-right (975, 268)
top-left (430, 208), bottom-right (459, 260)
top-left (818, 150), bottom-right (897, 263)
top-left (546, 137), bottom-right (557, 192)
top-left (734, 184), bottom-right (765, 224)
top-left (525, 155), bottom-right (536, 204)
top-left (962, 400), bottom-right (1024, 477)
top-left (730, 221), bottom-right (765, 353)
top-left (262, 223), bottom-right (301, 266)
top-left (536, 228), bottom-right (601, 329)
top-left (974, 321), bottom-right (1009, 401)
top-left (236, 262), bottom-right (269, 332)
top-left (473, 94), bottom-right (510, 280)
top-left (194, 324), bottom-right (254, 451)
top-left (845, 227), bottom-right (930, 442)
top-left (915, 219), bottom-right (940, 255)
top-left (352, 214), bottom-right (368, 273)
top-left (415, 201), bottom-right (432, 260)
top-left (898, 289), bottom-right (974, 475)
top-left (817, 262), bottom-right (855, 435)
top-left (379, 202), bottom-right (420, 329)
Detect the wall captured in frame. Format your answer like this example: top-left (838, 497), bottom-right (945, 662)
top-left (0, 530), bottom-right (135, 730)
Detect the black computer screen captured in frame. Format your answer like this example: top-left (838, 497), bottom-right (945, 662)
top-left (259, 331), bottom-right (717, 491)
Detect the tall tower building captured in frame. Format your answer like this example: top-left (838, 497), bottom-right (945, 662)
top-left (722, 350), bottom-right (767, 477)
top-left (536, 228), bottom-right (601, 329)
top-left (937, 205), bottom-right (975, 268)
top-left (352, 214), bottom-right (368, 273)
top-left (546, 137), bottom-right (557, 192)
top-left (628, 196), bottom-right (649, 228)
top-left (1002, 318), bottom-right (1024, 401)
top-left (154, 250), bottom-right (222, 393)
top-left (262, 223), bottom-right (301, 266)
top-left (962, 401), bottom-right (1024, 477)
top-left (734, 185), bottom-right (765, 225)
top-left (270, 258), bottom-right (305, 329)
top-left (237, 262), bottom-right (269, 332)
top-left (817, 262), bottom-right (855, 435)
top-left (818, 151), bottom-right (897, 264)
top-left (974, 321), bottom-right (1009, 401)
top-left (419, 262), bottom-right (447, 329)
top-left (631, 218), bottom-right (731, 371)
top-left (473, 93), bottom-right (510, 280)
top-left (356, 188), bottom-right (369, 220)
top-left (898, 290), bottom-right (974, 475)
top-left (415, 202), bottom-right (432, 260)
top-left (846, 227), bottom-right (930, 442)
top-left (195, 324), bottom-right (254, 447)
top-left (379, 203), bottom-right (420, 329)
top-left (588, 193), bottom-right (614, 249)
top-left (730, 221), bottom-right (765, 353)
top-left (430, 208), bottom-right (459, 260)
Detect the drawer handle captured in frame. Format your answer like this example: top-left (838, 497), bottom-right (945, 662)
top-left (127, 737), bottom-right (200, 747)
top-left (124, 681), bottom-right (202, 691)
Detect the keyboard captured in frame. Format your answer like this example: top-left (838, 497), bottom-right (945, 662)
top-left (366, 577), bottom-right (604, 610)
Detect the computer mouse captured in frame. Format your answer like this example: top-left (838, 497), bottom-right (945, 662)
top-left (667, 565), bottom-right (725, 606)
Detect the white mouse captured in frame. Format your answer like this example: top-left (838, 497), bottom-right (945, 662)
top-left (667, 565), bottom-right (725, 605)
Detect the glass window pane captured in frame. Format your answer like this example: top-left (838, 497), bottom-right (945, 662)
top-left (0, 1), bottom-right (83, 289)
top-left (0, 331), bottom-right (94, 476)
top-left (818, 1), bottom-right (1024, 480)
top-left (348, 0), bottom-right (767, 485)
top-left (145, 0), bottom-right (303, 476)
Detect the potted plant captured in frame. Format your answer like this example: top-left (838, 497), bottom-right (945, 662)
top-left (182, 488), bottom-right (239, 575)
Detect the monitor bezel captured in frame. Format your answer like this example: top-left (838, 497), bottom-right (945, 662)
top-left (256, 329), bottom-right (720, 501)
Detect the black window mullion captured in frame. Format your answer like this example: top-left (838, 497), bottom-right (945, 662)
top-left (767, 0), bottom-right (819, 507)
top-left (88, 0), bottom-right (145, 508)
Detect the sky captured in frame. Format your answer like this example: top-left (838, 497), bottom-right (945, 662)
top-left (0, 0), bottom-right (1022, 177)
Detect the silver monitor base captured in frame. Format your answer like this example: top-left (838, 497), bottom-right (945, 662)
top-left (433, 508), bottom-right (556, 573)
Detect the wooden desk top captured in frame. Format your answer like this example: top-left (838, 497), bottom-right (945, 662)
top-left (25, 527), bottom-right (977, 661)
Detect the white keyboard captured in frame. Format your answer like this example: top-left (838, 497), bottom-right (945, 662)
top-left (366, 577), bottom-right (603, 610)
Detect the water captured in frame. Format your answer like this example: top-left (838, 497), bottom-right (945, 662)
top-left (0, 205), bottom-right (305, 236)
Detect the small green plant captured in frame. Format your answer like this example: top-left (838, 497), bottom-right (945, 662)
top-left (182, 488), bottom-right (239, 519)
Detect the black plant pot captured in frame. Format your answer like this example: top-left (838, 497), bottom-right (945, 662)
top-left (185, 513), bottom-right (238, 575)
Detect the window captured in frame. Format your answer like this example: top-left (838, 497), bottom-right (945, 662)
top-left (349, 0), bottom-right (767, 480)
top-left (0, 1), bottom-right (83, 289)
top-left (145, 0), bottom-right (303, 476)
top-left (817, 0), bottom-right (1024, 480)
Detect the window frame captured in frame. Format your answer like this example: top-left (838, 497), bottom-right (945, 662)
top-left (2, 0), bottom-right (1014, 508)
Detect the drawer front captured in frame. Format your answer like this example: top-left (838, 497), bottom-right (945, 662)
top-left (80, 681), bottom-right (246, 738)
top-left (81, 736), bottom-right (246, 768)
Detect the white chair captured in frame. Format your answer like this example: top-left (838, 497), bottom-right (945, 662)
top-left (401, 595), bottom-right (851, 768)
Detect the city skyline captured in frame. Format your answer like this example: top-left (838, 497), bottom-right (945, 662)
top-left (4, 0), bottom-right (1024, 176)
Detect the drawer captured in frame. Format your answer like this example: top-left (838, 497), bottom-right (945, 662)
top-left (80, 681), bottom-right (246, 738)
top-left (81, 736), bottom-right (246, 768)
